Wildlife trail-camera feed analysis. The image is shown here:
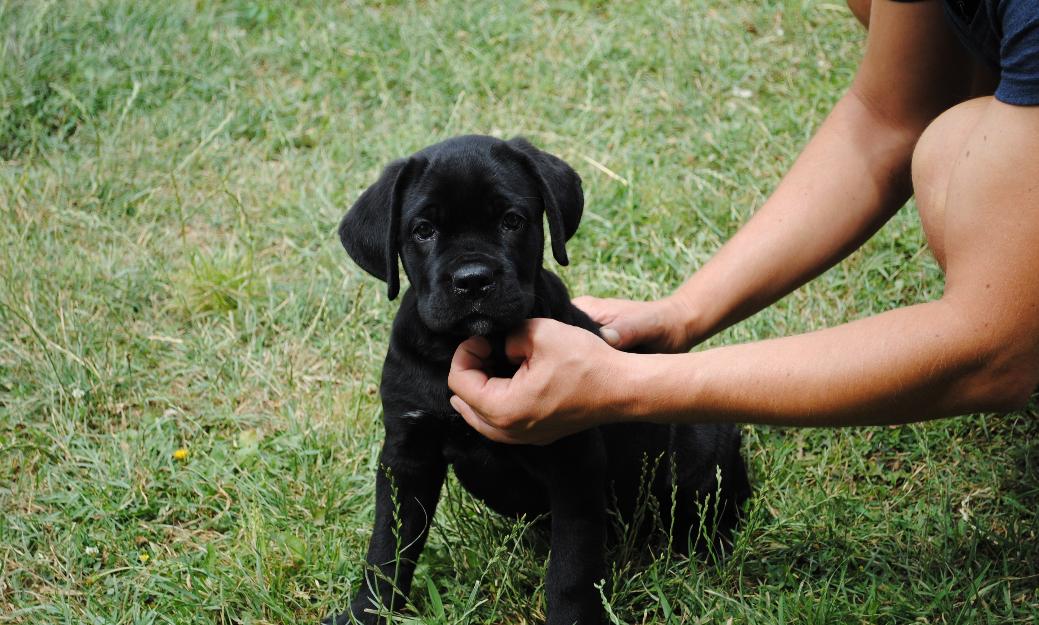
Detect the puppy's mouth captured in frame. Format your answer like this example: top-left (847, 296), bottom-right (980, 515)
top-left (442, 301), bottom-right (528, 337)
top-left (417, 288), bottom-right (533, 337)
top-left (457, 297), bottom-right (521, 334)
top-left (462, 314), bottom-right (496, 336)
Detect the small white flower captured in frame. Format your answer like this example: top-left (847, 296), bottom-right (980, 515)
top-left (71, 387), bottom-right (85, 399)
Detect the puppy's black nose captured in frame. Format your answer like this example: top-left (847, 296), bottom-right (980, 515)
top-left (451, 263), bottom-right (496, 298)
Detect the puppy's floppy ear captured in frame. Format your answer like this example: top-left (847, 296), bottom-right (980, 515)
top-left (499, 137), bottom-right (583, 266)
top-left (339, 157), bottom-right (425, 300)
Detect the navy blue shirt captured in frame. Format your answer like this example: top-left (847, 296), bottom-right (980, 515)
top-left (896, 0), bottom-right (1039, 105)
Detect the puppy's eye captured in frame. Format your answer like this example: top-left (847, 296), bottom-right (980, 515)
top-left (501, 212), bottom-right (525, 231)
top-left (412, 221), bottom-right (437, 241)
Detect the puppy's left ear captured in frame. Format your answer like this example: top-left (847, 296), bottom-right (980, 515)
top-left (499, 137), bottom-right (583, 266)
top-left (339, 157), bottom-right (425, 300)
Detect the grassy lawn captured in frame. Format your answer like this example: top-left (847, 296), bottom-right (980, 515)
top-left (1, 1), bottom-right (1037, 623)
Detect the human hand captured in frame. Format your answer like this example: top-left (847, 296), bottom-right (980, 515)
top-left (572, 295), bottom-right (695, 353)
top-left (448, 318), bottom-right (628, 445)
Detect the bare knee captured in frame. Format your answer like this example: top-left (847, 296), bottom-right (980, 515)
top-left (911, 97), bottom-right (990, 270)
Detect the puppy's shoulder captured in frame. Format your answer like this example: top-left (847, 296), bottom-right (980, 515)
top-left (379, 289), bottom-right (457, 410)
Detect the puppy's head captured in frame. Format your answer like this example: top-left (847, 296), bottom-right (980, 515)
top-left (340, 135), bottom-right (583, 336)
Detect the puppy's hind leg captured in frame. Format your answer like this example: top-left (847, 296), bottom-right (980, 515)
top-left (669, 431), bottom-right (750, 558)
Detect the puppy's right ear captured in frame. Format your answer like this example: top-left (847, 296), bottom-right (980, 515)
top-left (339, 157), bottom-right (424, 300)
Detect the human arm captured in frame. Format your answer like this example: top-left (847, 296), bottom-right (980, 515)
top-left (579, 0), bottom-right (974, 352)
top-left (449, 99), bottom-right (1039, 443)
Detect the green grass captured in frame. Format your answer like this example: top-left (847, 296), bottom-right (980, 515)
top-left (1, 0), bottom-right (1037, 623)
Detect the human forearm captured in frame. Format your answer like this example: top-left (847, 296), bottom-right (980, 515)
top-left (669, 90), bottom-right (918, 345)
top-left (450, 301), bottom-right (1010, 439)
top-left (617, 300), bottom-right (1012, 427)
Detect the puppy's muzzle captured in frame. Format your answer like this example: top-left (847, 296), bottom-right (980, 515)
top-left (450, 262), bottom-right (496, 299)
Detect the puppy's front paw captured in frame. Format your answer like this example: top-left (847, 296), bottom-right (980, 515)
top-left (321, 603), bottom-right (381, 625)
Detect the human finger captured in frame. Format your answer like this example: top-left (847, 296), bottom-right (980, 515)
top-left (503, 319), bottom-right (537, 364)
top-left (448, 337), bottom-right (493, 398)
top-left (450, 395), bottom-right (527, 444)
top-left (572, 297), bottom-right (628, 346)
top-left (572, 296), bottom-right (614, 324)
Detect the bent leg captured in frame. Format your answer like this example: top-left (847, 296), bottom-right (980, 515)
top-left (911, 97), bottom-right (990, 271)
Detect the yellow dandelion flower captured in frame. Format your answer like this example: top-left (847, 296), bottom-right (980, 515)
top-left (138, 552), bottom-right (150, 563)
top-left (173, 447), bottom-right (189, 461)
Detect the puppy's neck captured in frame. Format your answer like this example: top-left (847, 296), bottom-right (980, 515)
top-left (481, 332), bottom-right (520, 378)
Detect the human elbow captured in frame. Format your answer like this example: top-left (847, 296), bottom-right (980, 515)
top-left (983, 369), bottom-right (1036, 412)
top-left (969, 347), bottom-right (1038, 413)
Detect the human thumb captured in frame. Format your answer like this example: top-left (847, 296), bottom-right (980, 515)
top-left (599, 326), bottom-right (622, 346)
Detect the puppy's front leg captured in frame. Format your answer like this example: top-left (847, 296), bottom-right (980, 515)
top-left (540, 434), bottom-right (608, 625)
top-left (342, 436), bottom-right (446, 625)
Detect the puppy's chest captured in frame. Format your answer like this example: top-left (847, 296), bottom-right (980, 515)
top-left (383, 333), bottom-right (524, 462)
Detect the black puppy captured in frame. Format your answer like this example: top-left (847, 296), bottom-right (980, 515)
top-left (331, 135), bottom-right (749, 625)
